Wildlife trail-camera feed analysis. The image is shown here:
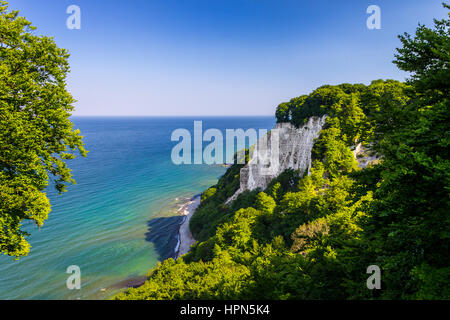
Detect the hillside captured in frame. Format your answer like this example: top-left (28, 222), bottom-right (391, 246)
top-left (115, 11), bottom-right (449, 300)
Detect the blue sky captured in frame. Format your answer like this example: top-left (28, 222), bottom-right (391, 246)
top-left (7, 0), bottom-right (447, 116)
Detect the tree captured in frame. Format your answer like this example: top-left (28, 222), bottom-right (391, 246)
top-left (361, 3), bottom-right (450, 298)
top-left (0, 1), bottom-right (86, 258)
top-left (394, 4), bottom-right (449, 102)
top-left (275, 102), bottom-right (290, 122)
top-left (255, 192), bottom-right (276, 214)
top-left (201, 187), bottom-right (217, 202)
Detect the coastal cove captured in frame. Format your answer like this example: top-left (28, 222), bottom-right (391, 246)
top-left (0, 116), bottom-right (275, 300)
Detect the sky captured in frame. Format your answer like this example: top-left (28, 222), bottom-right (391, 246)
top-left (7, 0), bottom-right (448, 116)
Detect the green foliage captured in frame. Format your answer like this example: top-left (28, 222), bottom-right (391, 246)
top-left (358, 5), bottom-right (450, 298)
top-left (394, 4), bottom-right (450, 102)
top-left (312, 126), bottom-right (358, 177)
top-left (190, 162), bottom-right (246, 242)
top-left (0, 2), bottom-right (86, 258)
top-left (275, 83), bottom-right (367, 142)
top-left (275, 102), bottom-right (290, 122)
top-left (201, 187), bottom-right (216, 202)
top-left (265, 168), bottom-right (302, 200)
top-left (115, 254), bottom-right (251, 300)
top-left (255, 192), bottom-right (276, 214)
top-left (117, 5), bottom-right (449, 300)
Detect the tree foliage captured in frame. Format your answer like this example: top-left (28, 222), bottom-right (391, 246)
top-left (0, 2), bottom-right (86, 258)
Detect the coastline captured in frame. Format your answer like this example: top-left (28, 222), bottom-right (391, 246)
top-left (175, 195), bottom-right (201, 259)
top-left (108, 195), bottom-right (201, 294)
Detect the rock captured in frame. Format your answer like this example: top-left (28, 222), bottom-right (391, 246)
top-left (353, 143), bottom-right (381, 169)
top-left (226, 115), bottom-right (326, 204)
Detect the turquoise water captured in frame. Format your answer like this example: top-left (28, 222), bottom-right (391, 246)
top-left (0, 116), bottom-right (275, 300)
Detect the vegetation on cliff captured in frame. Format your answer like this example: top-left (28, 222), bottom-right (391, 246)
top-left (116, 5), bottom-right (449, 300)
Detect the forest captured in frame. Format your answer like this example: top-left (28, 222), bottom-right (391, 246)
top-left (116, 6), bottom-right (450, 300)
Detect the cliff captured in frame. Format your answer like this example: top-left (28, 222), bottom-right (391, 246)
top-left (226, 115), bottom-right (327, 203)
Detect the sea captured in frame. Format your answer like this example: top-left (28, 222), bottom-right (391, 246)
top-left (0, 116), bottom-right (275, 300)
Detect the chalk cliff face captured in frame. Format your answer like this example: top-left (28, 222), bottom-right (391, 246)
top-left (226, 115), bottom-right (327, 204)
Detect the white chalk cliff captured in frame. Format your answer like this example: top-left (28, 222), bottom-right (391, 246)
top-left (226, 115), bottom-right (327, 204)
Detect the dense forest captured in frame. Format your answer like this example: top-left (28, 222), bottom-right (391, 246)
top-left (116, 6), bottom-right (449, 300)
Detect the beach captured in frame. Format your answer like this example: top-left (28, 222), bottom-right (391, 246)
top-left (175, 196), bottom-right (201, 258)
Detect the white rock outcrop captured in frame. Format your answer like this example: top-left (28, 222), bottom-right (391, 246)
top-left (226, 115), bottom-right (327, 204)
top-left (353, 143), bottom-right (381, 169)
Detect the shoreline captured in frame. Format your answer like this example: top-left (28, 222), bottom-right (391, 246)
top-left (175, 195), bottom-right (201, 259)
top-left (109, 195), bottom-right (201, 294)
